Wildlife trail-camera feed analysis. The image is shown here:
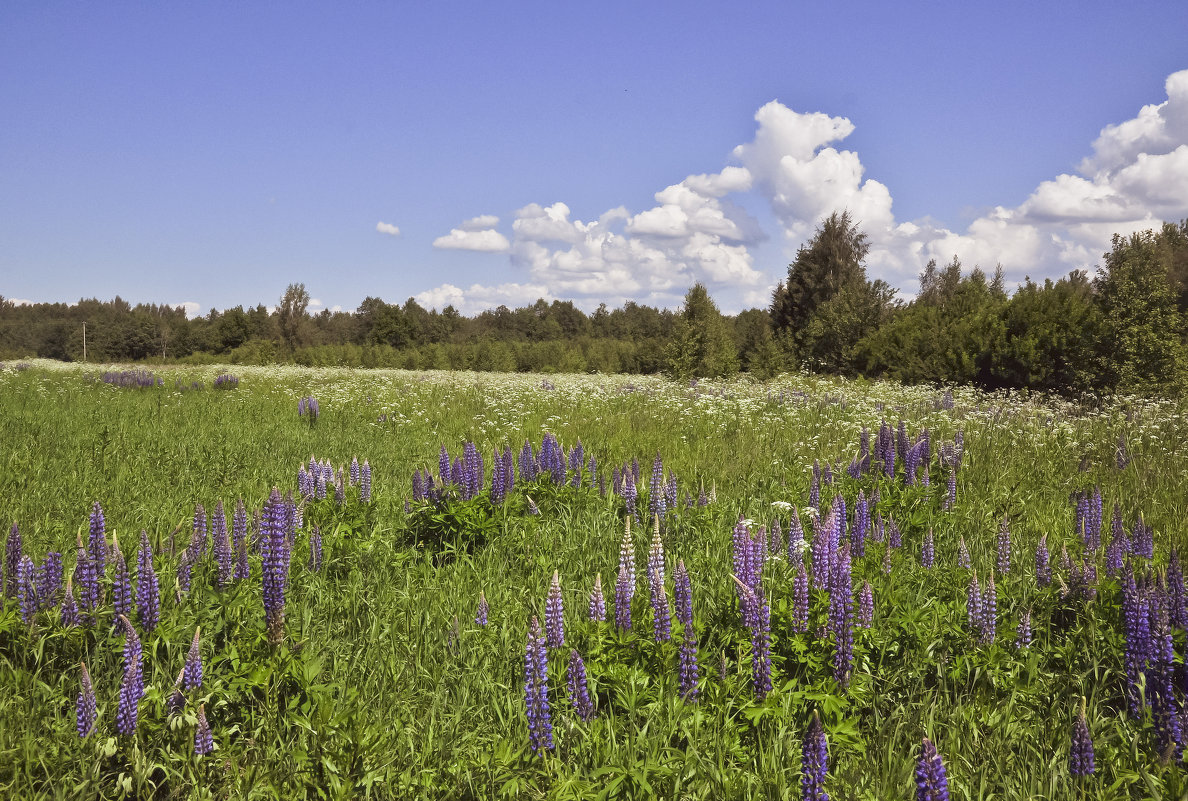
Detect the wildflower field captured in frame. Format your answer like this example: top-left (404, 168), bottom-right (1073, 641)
top-left (1, 360), bottom-right (1186, 800)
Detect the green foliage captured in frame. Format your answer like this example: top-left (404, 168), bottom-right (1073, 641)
top-left (667, 284), bottom-right (739, 380)
top-left (1093, 230), bottom-right (1188, 393)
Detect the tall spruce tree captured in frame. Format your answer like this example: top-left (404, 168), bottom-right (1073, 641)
top-left (667, 283), bottom-right (739, 379)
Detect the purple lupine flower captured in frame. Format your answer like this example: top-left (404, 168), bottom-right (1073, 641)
top-left (996, 516), bottom-right (1011, 574)
top-left (622, 470), bottom-right (638, 521)
top-left (566, 649), bottom-right (595, 722)
top-left (966, 571), bottom-right (982, 633)
top-left (165, 667), bottom-right (186, 717)
top-left (195, 704), bottom-right (214, 756)
top-left (34, 551), bottom-right (62, 611)
top-left (852, 491), bottom-right (868, 558)
top-left (1169, 547), bottom-right (1187, 631)
top-left (811, 513), bottom-right (830, 591)
top-left (614, 520), bottom-right (635, 630)
top-left (361, 460), bottom-right (372, 503)
top-left (915, 737), bottom-right (950, 801)
top-left (787, 508), bottom-right (805, 566)
top-left (588, 574), bottom-right (606, 622)
top-left (872, 511), bottom-right (884, 544)
top-left (1120, 567), bottom-right (1150, 717)
top-left (110, 534), bottom-right (133, 623)
top-left (88, 502), bottom-right (107, 579)
top-left (232, 500), bottom-right (249, 582)
top-left (524, 616), bottom-right (553, 753)
top-left (212, 501), bottom-right (232, 588)
top-left (944, 468), bottom-right (957, 511)
top-left (980, 573), bottom-right (997, 644)
top-left (734, 576), bottom-right (772, 700)
top-left (350, 456), bottom-right (360, 487)
top-left (957, 536), bottom-right (970, 570)
top-left (17, 555), bottom-right (36, 624)
top-left (476, 590), bottom-right (489, 626)
top-left (545, 570), bottom-right (565, 648)
top-left (1149, 600), bottom-right (1182, 758)
top-left (648, 454), bottom-right (666, 522)
top-left (334, 469), bottom-right (346, 505)
top-left (674, 560), bottom-right (699, 701)
top-left (922, 528), bottom-right (935, 569)
top-left (828, 543), bottom-right (853, 687)
top-left (882, 542), bottom-right (893, 575)
top-left (116, 615), bottom-right (143, 736)
top-left (4, 522), bottom-right (21, 598)
top-left (60, 575), bottom-right (81, 627)
top-left (1075, 493), bottom-right (1090, 548)
top-left (647, 526), bottom-right (671, 642)
top-left (887, 519), bottom-right (902, 550)
top-left (1015, 609), bottom-right (1032, 650)
top-left (801, 709), bottom-right (830, 801)
top-left (76, 662), bottom-right (98, 738)
top-left (176, 550), bottom-right (195, 595)
top-left (183, 628), bottom-right (203, 691)
top-left (1035, 535), bottom-right (1051, 587)
top-left (261, 487), bottom-right (291, 644)
top-left (792, 562), bottom-right (810, 633)
top-left (136, 530), bottom-right (159, 632)
top-left (1131, 515), bottom-right (1154, 559)
top-left (809, 460), bottom-right (821, 510)
top-left (1070, 699), bottom-right (1095, 776)
top-left (665, 472), bottom-right (678, 513)
top-left (191, 502), bottom-right (208, 559)
top-left (833, 494), bottom-right (846, 542)
top-left (858, 581), bottom-right (874, 628)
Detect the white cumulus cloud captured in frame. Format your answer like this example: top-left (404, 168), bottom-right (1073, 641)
top-left (417, 69), bottom-right (1188, 312)
top-left (376, 221), bottom-right (401, 236)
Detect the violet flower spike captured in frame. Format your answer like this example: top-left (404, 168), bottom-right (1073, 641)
top-left (588, 574), bottom-right (606, 623)
top-left (566, 649), bottom-right (595, 722)
top-left (1069, 698), bottom-right (1095, 776)
top-left (17, 555), bottom-right (36, 625)
top-left (858, 581), bottom-right (874, 628)
top-left (545, 570), bottom-right (565, 648)
top-left (76, 663), bottom-right (98, 738)
top-left (674, 560), bottom-right (699, 702)
top-left (996, 516), bottom-right (1011, 574)
top-left (915, 737), bottom-right (950, 801)
top-left (261, 487), bottom-right (291, 644)
top-left (1035, 534), bottom-right (1051, 587)
top-left (476, 590), bottom-right (489, 626)
top-left (1015, 608), bottom-right (1032, 650)
top-left (801, 709), bottom-right (830, 801)
top-left (648, 526), bottom-right (671, 642)
top-left (792, 562), bottom-right (809, 633)
top-left (195, 704), bottom-right (214, 756)
top-left (524, 616), bottom-right (553, 753)
top-left (957, 536), bottom-right (970, 570)
top-left (614, 518), bottom-right (635, 630)
top-left (115, 615), bottom-right (143, 736)
top-left (184, 627), bottom-right (203, 691)
top-left (110, 533), bottom-right (133, 624)
top-left (88, 502), bottom-right (107, 578)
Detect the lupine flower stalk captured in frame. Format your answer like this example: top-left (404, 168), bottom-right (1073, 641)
top-left (524, 616), bottom-right (553, 753)
top-left (136, 530), bottom-right (159, 632)
top-left (1168, 547), bottom-right (1187, 631)
top-left (476, 590), bottom-right (489, 626)
top-left (61, 575), bottom-right (81, 627)
top-left (184, 627), bottom-right (203, 691)
top-left (674, 560), bottom-right (699, 702)
top-left (308, 525), bottom-right (323, 572)
top-left (566, 649), bottom-right (595, 722)
top-left (1035, 535), bottom-right (1051, 587)
top-left (588, 574), bottom-right (606, 622)
top-left (966, 571), bottom-right (982, 633)
top-left (17, 555), bottom-right (36, 624)
top-left (980, 573), bottom-right (997, 644)
top-left (76, 663), bottom-right (97, 738)
top-left (88, 502), bottom-right (107, 579)
top-left (546, 570), bottom-right (565, 648)
top-left (195, 704), bottom-right (214, 756)
top-left (648, 526), bottom-right (671, 642)
top-left (828, 543), bottom-right (853, 687)
top-left (1070, 697), bottom-right (1095, 776)
top-left (166, 667), bottom-right (186, 716)
top-left (614, 518), bottom-right (635, 630)
top-left (116, 615), bottom-right (143, 735)
top-left (792, 562), bottom-right (809, 632)
top-left (957, 536), bottom-right (970, 570)
top-left (801, 709), bottom-right (830, 801)
top-left (34, 551), bottom-right (62, 610)
top-left (858, 581), bottom-right (874, 628)
top-left (922, 528), bottom-right (935, 569)
top-left (213, 501), bottom-right (233, 588)
top-left (261, 488), bottom-right (291, 644)
top-left (915, 737), bottom-right (950, 801)
top-left (1149, 600), bottom-right (1182, 758)
top-left (852, 491), bottom-right (868, 557)
top-left (996, 515), bottom-right (1011, 574)
top-left (1015, 608), bottom-right (1032, 650)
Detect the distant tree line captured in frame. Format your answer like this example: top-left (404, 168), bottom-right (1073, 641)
top-left (3, 215), bottom-right (1186, 394)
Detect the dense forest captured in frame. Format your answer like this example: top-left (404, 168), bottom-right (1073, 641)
top-left (3, 214), bottom-right (1187, 395)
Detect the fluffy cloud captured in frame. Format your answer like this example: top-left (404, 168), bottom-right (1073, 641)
top-left (376, 221), bottom-right (401, 236)
top-left (415, 281), bottom-right (551, 315)
top-left (178, 301), bottom-right (201, 319)
top-left (432, 227), bottom-right (511, 252)
top-left (419, 69), bottom-right (1188, 312)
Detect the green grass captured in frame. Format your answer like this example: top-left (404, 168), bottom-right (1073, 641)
top-left (0, 360), bottom-right (1185, 799)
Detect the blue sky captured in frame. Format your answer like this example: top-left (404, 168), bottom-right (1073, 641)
top-left (3, 2), bottom-right (1187, 316)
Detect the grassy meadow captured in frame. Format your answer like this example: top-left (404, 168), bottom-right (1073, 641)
top-left (1, 360), bottom-right (1186, 800)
